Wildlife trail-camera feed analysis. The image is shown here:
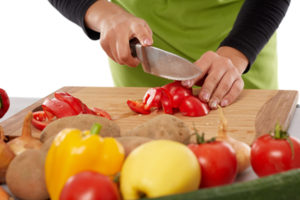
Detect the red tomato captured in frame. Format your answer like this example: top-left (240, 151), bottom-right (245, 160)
top-left (251, 134), bottom-right (300, 177)
top-left (188, 141), bottom-right (238, 188)
top-left (127, 100), bottom-right (150, 114)
top-left (59, 171), bottom-right (120, 200)
top-left (179, 96), bottom-right (210, 117)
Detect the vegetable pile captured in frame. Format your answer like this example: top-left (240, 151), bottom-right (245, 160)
top-left (32, 92), bottom-right (111, 130)
top-left (1, 90), bottom-right (300, 200)
top-left (127, 81), bottom-right (210, 117)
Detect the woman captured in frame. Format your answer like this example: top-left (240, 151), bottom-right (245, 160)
top-left (48, 0), bottom-right (290, 109)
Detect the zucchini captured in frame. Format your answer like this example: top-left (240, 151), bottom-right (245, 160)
top-left (145, 169), bottom-right (300, 200)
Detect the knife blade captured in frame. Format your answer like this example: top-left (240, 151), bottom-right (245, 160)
top-left (130, 39), bottom-right (202, 81)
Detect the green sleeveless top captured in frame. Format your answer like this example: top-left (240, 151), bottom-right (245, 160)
top-left (109, 0), bottom-right (278, 89)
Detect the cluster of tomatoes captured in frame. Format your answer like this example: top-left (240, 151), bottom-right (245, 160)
top-left (188, 125), bottom-right (300, 189)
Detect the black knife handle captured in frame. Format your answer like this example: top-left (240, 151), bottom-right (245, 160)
top-left (129, 38), bottom-right (139, 57)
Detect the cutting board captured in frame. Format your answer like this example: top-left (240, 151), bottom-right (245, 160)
top-left (1, 87), bottom-right (298, 145)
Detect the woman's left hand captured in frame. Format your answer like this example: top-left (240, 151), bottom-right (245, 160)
top-left (182, 46), bottom-right (248, 109)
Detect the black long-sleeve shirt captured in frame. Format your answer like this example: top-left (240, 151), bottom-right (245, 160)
top-left (48, 0), bottom-right (290, 72)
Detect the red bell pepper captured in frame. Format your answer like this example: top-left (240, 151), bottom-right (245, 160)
top-left (160, 88), bottom-right (173, 114)
top-left (127, 81), bottom-right (210, 117)
top-left (42, 98), bottom-right (78, 119)
top-left (0, 88), bottom-right (10, 118)
top-left (32, 92), bottom-right (112, 131)
top-left (127, 100), bottom-right (150, 114)
top-left (32, 111), bottom-right (50, 131)
top-left (143, 87), bottom-right (162, 110)
top-left (179, 96), bottom-right (210, 117)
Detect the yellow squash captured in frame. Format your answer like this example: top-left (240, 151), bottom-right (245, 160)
top-left (45, 124), bottom-right (124, 200)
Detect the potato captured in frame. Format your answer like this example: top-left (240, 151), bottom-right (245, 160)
top-left (40, 135), bottom-right (56, 153)
top-left (6, 150), bottom-right (48, 200)
top-left (123, 114), bottom-right (191, 144)
top-left (40, 114), bottom-right (120, 142)
top-left (116, 136), bottom-right (153, 156)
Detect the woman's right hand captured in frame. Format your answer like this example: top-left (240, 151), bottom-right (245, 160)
top-left (85, 0), bottom-right (153, 67)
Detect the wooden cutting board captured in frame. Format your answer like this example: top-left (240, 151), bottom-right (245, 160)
top-left (1, 87), bottom-right (298, 145)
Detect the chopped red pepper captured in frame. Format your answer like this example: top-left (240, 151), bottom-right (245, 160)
top-left (0, 88), bottom-right (10, 118)
top-left (54, 92), bottom-right (83, 114)
top-left (32, 92), bottom-right (112, 131)
top-left (92, 107), bottom-right (112, 120)
top-left (127, 100), bottom-right (151, 114)
top-left (179, 96), bottom-right (210, 117)
top-left (127, 81), bottom-right (210, 117)
top-left (32, 111), bottom-right (50, 131)
top-left (143, 87), bottom-right (162, 110)
top-left (42, 98), bottom-right (77, 119)
top-left (160, 88), bottom-right (173, 114)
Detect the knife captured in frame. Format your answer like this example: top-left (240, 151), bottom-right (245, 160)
top-left (130, 39), bottom-right (202, 81)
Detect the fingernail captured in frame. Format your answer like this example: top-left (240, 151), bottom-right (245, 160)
top-left (201, 92), bottom-right (210, 102)
top-left (221, 99), bottom-right (228, 107)
top-left (143, 39), bottom-right (152, 46)
top-left (182, 80), bottom-right (193, 88)
top-left (210, 100), bottom-right (218, 109)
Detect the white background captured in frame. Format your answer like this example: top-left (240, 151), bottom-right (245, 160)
top-left (1, 0), bottom-right (300, 98)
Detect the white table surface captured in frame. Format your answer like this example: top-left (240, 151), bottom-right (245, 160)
top-left (1, 98), bottom-right (300, 198)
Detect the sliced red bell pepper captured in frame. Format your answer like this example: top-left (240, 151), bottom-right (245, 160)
top-left (179, 96), bottom-right (210, 117)
top-left (0, 88), bottom-right (10, 118)
top-left (42, 98), bottom-right (77, 119)
top-left (54, 92), bottom-right (83, 114)
top-left (127, 100), bottom-right (151, 114)
top-left (143, 87), bottom-right (162, 110)
top-left (32, 111), bottom-right (50, 131)
top-left (92, 107), bottom-right (112, 120)
top-left (162, 81), bottom-right (192, 108)
top-left (160, 88), bottom-right (173, 114)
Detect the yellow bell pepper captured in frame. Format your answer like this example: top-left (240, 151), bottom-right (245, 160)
top-left (45, 123), bottom-right (125, 200)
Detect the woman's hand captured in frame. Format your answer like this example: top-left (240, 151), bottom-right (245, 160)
top-left (85, 0), bottom-right (153, 67)
top-left (182, 46), bottom-right (248, 109)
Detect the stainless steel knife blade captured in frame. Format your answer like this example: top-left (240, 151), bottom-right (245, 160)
top-left (130, 40), bottom-right (202, 81)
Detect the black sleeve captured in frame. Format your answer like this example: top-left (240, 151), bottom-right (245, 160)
top-left (48, 0), bottom-right (100, 40)
top-left (219, 0), bottom-right (290, 73)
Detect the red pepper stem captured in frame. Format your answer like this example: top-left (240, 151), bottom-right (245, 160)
top-left (90, 123), bottom-right (102, 135)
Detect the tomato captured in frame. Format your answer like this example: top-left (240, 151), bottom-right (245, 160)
top-left (179, 96), bottom-right (210, 117)
top-left (59, 171), bottom-right (120, 200)
top-left (127, 100), bottom-right (150, 114)
top-left (143, 87), bottom-right (162, 110)
top-left (251, 132), bottom-right (300, 177)
top-left (93, 107), bottom-right (112, 120)
top-left (162, 81), bottom-right (192, 108)
top-left (32, 111), bottom-right (51, 131)
top-left (188, 140), bottom-right (238, 188)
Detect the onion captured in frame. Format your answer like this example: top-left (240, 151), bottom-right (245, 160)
top-left (0, 185), bottom-right (11, 200)
top-left (217, 106), bottom-right (251, 174)
top-left (7, 112), bottom-right (42, 155)
top-left (0, 125), bottom-right (15, 183)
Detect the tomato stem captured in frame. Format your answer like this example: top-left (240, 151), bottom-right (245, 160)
top-left (90, 123), bottom-right (102, 135)
top-left (273, 123), bottom-right (295, 159)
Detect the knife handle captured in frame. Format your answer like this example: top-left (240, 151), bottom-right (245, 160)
top-left (129, 38), bottom-right (139, 57)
